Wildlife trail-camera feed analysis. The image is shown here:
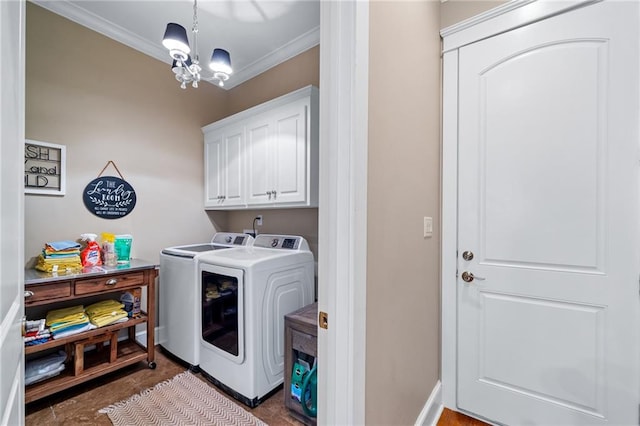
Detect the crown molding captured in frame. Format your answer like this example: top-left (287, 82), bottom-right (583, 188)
top-left (30, 0), bottom-right (319, 91)
top-left (225, 25), bottom-right (319, 90)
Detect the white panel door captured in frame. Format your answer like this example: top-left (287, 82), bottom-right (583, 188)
top-left (0, 0), bottom-right (25, 425)
top-left (246, 117), bottom-right (272, 205)
top-left (205, 127), bottom-right (245, 208)
top-left (272, 101), bottom-right (308, 204)
top-left (457, 2), bottom-right (640, 425)
top-left (204, 133), bottom-right (224, 206)
top-left (222, 126), bottom-right (244, 207)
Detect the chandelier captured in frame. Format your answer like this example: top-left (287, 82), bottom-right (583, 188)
top-left (162, 0), bottom-right (232, 89)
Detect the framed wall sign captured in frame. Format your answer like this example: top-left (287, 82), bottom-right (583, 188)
top-left (24, 140), bottom-right (66, 195)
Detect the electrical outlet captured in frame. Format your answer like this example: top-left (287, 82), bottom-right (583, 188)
top-left (256, 215), bottom-right (263, 226)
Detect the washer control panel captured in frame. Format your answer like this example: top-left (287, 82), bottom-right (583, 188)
top-left (211, 232), bottom-right (253, 246)
top-left (254, 234), bottom-right (308, 251)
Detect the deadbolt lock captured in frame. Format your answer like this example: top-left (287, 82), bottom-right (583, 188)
top-left (319, 311), bottom-right (329, 329)
top-left (462, 251), bottom-right (474, 261)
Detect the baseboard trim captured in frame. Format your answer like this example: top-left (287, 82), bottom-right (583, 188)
top-left (415, 380), bottom-right (444, 426)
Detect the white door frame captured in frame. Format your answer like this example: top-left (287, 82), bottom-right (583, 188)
top-left (440, 0), bottom-right (612, 410)
top-left (317, 1), bottom-right (369, 425)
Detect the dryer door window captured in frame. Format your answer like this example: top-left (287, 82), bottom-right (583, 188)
top-left (201, 269), bottom-right (243, 359)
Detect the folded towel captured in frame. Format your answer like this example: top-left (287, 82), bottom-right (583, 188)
top-left (42, 251), bottom-right (80, 259)
top-left (25, 337), bottom-right (51, 346)
top-left (52, 322), bottom-right (94, 339)
top-left (49, 316), bottom-right (89, 332)
top-left (45, 240), bottom-right (81, 251)
top-left (25, 319), bottom-right (46, 333)
top-left (24, 330), bottom-right (51, 343)
top-left (35, 254), bottom-right (82, 273)
top-left (89, 310), bottom-right (129, 327)
top-left (46, 305), bottom-right (85, 323)
top-left (85, 300), bottom-right (124, 316)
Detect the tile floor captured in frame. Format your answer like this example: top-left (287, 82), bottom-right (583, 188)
top-left (25, 347), bottom-right (485, 425)
top-left (25, 347), bottom-right (304, 425)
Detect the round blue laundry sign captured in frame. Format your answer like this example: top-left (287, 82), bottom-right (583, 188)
top-left (83, 176), bottom-right (136, 219)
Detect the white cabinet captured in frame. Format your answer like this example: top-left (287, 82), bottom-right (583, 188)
top-left (203, 85), bottom-right (318, 210)
top-left (204, 124), bottom-right (244, 207)
top-left (246, 100), bottom-right (309, 206)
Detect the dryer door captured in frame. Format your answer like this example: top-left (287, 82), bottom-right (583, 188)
top-left (200, 263), bottom-right (244, 364)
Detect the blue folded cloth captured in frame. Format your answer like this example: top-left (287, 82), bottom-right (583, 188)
top-left (46, 240), bottom-right (81, 251)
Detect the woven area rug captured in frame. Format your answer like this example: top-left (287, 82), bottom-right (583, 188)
top-left (99, 371), bottom-right (267, 426)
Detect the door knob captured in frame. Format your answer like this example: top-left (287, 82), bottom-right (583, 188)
top-left (461, 271), bottom-right (485, 283)
top-left (462, 251), bottom-right (474, 261)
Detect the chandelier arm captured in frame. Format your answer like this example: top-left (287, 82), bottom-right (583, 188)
top-left (175, 59), bottom-right (196, 80)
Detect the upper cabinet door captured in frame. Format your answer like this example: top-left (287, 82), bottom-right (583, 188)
top-left (204, 132), bottom-right (224, 206)
top-left (245, 115), bottom-right (273, 205)
top-left (204, 125), bottom-right (245, 208)
top-left (222, 125), bottom-right (244, 207)
top-left (271, 100), bottom-right (309, 205)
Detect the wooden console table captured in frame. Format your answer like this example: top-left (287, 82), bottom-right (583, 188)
top-left (24, 260), bottom-right (157, 403)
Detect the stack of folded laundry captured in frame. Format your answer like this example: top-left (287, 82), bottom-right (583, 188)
top-left (25, 351), bottom-right (67, 385)
top-left (46, 305), bottom-right (93, 339)
top-left (24, 319), bottom-right (51, 346)
top-left (85, 300), bottom-right (129, 327)
top-left (35, 240), bottom-right (82, 273)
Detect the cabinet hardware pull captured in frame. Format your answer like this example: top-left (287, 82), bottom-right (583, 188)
top-left (24, 290), bottom-right (34, 298)
top-left (267, 191), bottom-right (272, 199)
top-left (105, 278), bottom-right (118, 286)
top-left (272, 190), bottom-right (277, 199)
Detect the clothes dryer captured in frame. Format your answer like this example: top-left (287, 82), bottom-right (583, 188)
top-left (159, 232), bottom-right (252, 369)
top-left (197, 234), bottom-right (315, 407)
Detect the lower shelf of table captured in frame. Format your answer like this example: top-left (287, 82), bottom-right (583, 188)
top-left (25, 339), bottom-right (149, 403)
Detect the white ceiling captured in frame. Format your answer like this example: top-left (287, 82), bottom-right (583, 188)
top-left (32, 0), bottom-right (320, 90)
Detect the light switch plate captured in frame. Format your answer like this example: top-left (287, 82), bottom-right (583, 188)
top-left (424, 216), bottom-right (433, 238)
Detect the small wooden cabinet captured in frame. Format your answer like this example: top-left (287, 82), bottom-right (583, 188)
top-left (284, 302), bottom-right (317, 425)
top-left (23, 260), bottom-right (157, 403)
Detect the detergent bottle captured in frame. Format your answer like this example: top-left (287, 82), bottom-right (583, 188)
top-left (80, 233), bottom-right (102, 266)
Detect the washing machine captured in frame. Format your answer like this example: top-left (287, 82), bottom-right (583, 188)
top-left (197, 234), bottom-right (315, 407)
top-left (159, 232), bottom-right (252, 370)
